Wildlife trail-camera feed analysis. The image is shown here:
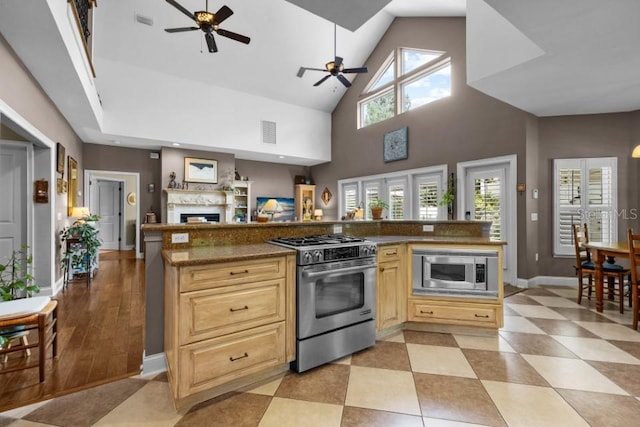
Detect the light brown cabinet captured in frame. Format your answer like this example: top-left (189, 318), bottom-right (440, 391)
top-left (294, 184), bottom-right (315, 221)
top-left (164, 255), bottom-right (295, 410)
top-left (376, 245), bottom-right (407, 331)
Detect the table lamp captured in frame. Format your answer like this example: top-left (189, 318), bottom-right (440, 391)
top-left (314, 209), bottom-right (323, 221)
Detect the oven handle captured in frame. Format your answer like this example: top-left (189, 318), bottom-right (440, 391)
top-left (301, 264), bottom-right (376, 279)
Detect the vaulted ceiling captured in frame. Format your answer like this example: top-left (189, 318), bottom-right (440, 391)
top-left (1, 0), bottom-right (639, 164)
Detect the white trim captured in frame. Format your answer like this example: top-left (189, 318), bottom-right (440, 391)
top-left (517, 276), bottom-right (579, 288)
top-left (84, 169), bottom-right (142, 258)
top-left (142, 352), bottom-right (167, 377)
top-left (457, 154), bottom-right (517, 285)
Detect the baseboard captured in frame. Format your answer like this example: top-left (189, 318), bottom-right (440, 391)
top-left (142, 352), bottom-right (167, 377)
top-left (516, 276), bottom-right (578, 288)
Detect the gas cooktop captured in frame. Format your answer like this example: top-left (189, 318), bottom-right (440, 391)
top-left (269, 234), bottom-right (366, 247)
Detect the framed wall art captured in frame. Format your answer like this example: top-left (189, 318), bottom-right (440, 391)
top-left (184, 157), bottom-right (217, 183)
top-left (383, 127), bottom-right (408, 162)
top-left (67, 156), bottom-right (78, 216)
top-left (56, 142), bottom-right (66, 175)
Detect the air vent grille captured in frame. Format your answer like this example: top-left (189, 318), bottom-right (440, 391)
top-left (261, 121), bottom-right (276, 144)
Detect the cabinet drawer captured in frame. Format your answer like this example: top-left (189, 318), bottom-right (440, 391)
top-left (179, 322), bottom-right (285, 398)
top-left (180, 278), bottom-right (285, 343)
top-left (409, 300), bottom-right (498, 326)
top-left (180, 257), bottom-right (286, 292)
top-left (377, 245), bottom-right (402, 262)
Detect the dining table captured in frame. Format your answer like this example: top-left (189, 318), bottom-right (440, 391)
top-left (583, 241), bottom-right (629, 313)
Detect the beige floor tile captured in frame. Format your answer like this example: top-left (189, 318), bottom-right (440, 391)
top-left (507, 304), bottom-right (568, 320)
top-left (0, 400), bottom-right (50, 419)
top-left (246, 376), bottom-right (284, 396)
top-left (598, 310), bottom-right (634, 325)
top-left (333, 355), bottom-right (352, 365)
top-left (93, 381), bottom-right (182, 426)
top-left (546, 287), bottom-right (580, 299)
top-left (500, 316), bottom-right (545, 334)
top-left (453, 334), bottom-right (515, 353)
top-left (574, 321), bottom-right (640, 341)
top-left (258, 397), bottom-right (342, 427)
top-left (482, 380), bottom-right (589, 427)
top-left (551, 335), bottom-right (640, 364)
top-left (383, 331), bottom-right (405, 343)
top-left (423, 418), bottom-right (491, 426)
top-left (345, 365), bottom-right (420, 415)
top-left (527, 295), bottom-right (584, 308)
top-left (521, 354), bottom-right (629, 395)
top-left (407, 343), bottom-right (476, 378)
top-left (2, 421), bottom-right (55, 427)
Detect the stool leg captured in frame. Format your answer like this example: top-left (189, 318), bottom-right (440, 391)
top-left (21, 336), bottom-right (31, 357)
top-left (619, 273), bottom-right (624, 314)
top-left (38, 314), bottom-right (46, 382)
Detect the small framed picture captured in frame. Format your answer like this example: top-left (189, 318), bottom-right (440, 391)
top-left (184, 157), bottom-right (218, 183)
top-left (56, 143), bottom-right (65, 175)
top-left (383, 127), bottom-right (408, 162)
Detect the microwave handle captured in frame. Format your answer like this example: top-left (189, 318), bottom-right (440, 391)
top-left (302, 264), bottom-right (376, 279)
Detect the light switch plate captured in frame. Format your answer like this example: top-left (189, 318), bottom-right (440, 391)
top-left (531, 213), bottom-right (538, 221)
top-left (171, 233), bottom-right (189, 243)
top-left (422, 225), bottom-right (434, 232)
top-left (333, 224), bottom-right (343, 234)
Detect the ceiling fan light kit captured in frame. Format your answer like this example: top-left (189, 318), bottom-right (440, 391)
top-left (164, 0), bottom-right (250, 53)
top-left (298, 23), bottom-right (368, 88)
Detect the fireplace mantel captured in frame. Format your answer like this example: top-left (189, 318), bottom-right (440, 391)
top-left (164, 189), bottom-right (234, 224)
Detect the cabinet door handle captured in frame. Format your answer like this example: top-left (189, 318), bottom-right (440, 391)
top-left (229, 352), bottom-right (249, 362)
top-left (386, 251), bottom-right (397, 256)
top-left (474, 314), bottom-right (490, 318)
top-left (420, 310), bottom-right (434, 315)
top-left (230, 305), bottom-right (249, 312)
top-left (229, 270), bottom-right (249, 275)
top-left (379, 267), bottom-right (385, 272)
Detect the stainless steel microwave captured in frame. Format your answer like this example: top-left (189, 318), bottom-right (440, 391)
top-left (412, 248), bottom-right (499, 298)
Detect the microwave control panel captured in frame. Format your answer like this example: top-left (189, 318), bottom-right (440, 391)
top-left (475, 263), bottom-right (486, 283)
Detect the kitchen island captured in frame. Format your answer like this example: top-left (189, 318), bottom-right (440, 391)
top-left (143, 220), bottom-right (505, 408)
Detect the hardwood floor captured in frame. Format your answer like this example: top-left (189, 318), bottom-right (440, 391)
top-left (0, 250), bottom-right (144, 412)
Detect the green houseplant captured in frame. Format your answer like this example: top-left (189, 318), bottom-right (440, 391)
top-left (369, 197), bottom-right (389, 220)
top-left (59, 215), bottom-right (102, 280)
top-left (0, 246), bottom-right (40, 348)
top-left (439, 173), bottom-right (456, 219)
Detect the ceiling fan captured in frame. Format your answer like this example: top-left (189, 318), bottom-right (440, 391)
top-left (164, 0), bottom-right (250, 53)
top-left (297, 23), bottom-right (367, 88)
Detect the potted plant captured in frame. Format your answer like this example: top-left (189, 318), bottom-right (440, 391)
top-left (369, 197), bottom-right (388, 220)
top-left (439, 173), bottom-right (456, 220)
top-left (59, 215), bottom-right (102, 281)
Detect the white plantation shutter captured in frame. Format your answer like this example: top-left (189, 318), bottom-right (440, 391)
top-left (343, 183), bottom-right (358, 214)
top-left (387, 177), bottom-right (407, 220)
top-left (364, 181), bottom-right (381, 220)
top-left (473, 176), bottom-right (502, 241)
top-left (554, 158), bottom-right (617, 256)
top-left (414, 173), bottom-right (442, 219)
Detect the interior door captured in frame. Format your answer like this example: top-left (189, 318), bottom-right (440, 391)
top-left (0, 143), bottom-right (27, 260)
top-left (96, 179), bottom-right (122, 250)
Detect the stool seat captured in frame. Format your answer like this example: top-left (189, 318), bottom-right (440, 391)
top-left (0, 296), bottom-right (51, 318)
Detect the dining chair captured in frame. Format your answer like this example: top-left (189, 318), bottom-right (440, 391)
top-left (0, 296), bottom-right (58, 382)
top-left (573, 223), bottom-right (628, 313)
top-left (628, 229), bottom-right (640, 330)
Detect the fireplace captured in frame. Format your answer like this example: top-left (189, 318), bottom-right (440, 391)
top-left (180, 213), bottom-right (220, 223)
top-left (164, 189), bottom-right (234, 224)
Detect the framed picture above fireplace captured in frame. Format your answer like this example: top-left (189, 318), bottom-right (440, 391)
top-left (184, 157), bottom-right (217, 183)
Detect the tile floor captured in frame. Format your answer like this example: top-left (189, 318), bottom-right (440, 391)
top-left (3, 285), bottom-right (640, 426)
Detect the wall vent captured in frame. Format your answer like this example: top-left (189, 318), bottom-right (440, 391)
top-left (261, 121), bottom-right (276, 144)
top-left (135, 13), bottom-right (154, 26)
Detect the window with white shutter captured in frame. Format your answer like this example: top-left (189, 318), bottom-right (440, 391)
top-left (414, 173), bottom-right (443, 219)
top-left (364, 181), bottom-right (381, 220)
top-left (473, 176), bottom-right (502, 241)
top-left (342, 183), bottom-right (358, 214)
top-left (387, 178), bottom-right (407, 220)
top-left (553, 158), bottom-right (617, 256)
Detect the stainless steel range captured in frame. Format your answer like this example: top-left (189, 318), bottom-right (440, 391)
top-left (269, 234), bottom-right (377, 372)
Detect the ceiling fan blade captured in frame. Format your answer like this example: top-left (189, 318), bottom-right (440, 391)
top-left (302, 67), bottom-right (328, 72)
top-left (165, 27), bottom-right (199, 33)
top-left (214, 5), bottom-right (233, 24)
top-left (205, 32), bottom-right (218, 53)
top-left (216, 28), bottom-right (250, 44)
top-left (337, 74), bottom-right (352, 88)
top-left (334, 56), bottom-right (343, 68)
top-left (342, 67), bottom-right (368, 74)
top-left (313, 74), bottom-right (331, 87)
top-left (165, 0), bottom-right (195, 20)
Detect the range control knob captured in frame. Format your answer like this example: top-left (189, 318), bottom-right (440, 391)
top-left (361, 245), bottom-right (376, 256)
top-left (302, 251), bottom-right (313, 264)
top-left (313, 250), bottom-right (323, 262)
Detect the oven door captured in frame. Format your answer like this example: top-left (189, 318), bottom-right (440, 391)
top-left (297, 258), bottom-right (376, 339)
